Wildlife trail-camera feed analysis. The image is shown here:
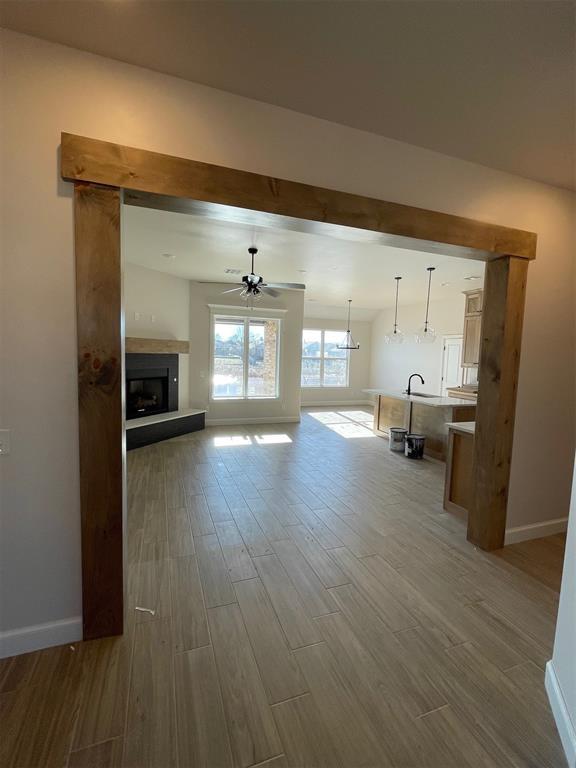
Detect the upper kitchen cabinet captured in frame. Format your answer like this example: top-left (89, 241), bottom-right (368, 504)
top-left (462, 289), bottom-right (483, 367)
top-left (464, 289), bottom-right (483, 315)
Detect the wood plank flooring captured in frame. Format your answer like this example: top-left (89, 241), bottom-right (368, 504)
top-left (0, 407), bottom-right (567, 767)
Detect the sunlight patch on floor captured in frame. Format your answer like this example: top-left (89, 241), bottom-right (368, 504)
top-left (308, 411), bottom-right (353, 424)
top-left (338, 410), bottom-right (374, 424)
top-left (254, 434), bottom-right (293, 445)
top-left (325, 422), bottom-right (376, 439)
top-left (213, 435), bottom-right (252, 447)
top-left (308, 409), bottom-right (376, 439)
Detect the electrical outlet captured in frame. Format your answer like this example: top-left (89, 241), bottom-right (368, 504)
top-left (0, 429), bottom-right (11, 455)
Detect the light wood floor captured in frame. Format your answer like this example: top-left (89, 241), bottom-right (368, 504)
top-left (0, 407), bottom-right (567, 768)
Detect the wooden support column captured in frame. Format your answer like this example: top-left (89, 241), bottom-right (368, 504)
top-left (468, 256), bottom-right (529, 550)
top-left (74, 182), bottom-right (124, 639)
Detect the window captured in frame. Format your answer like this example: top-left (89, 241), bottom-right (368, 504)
top-left (301, 329), bottom-right (349, 387)
top-left (212, 315), bottom-right (280, 399)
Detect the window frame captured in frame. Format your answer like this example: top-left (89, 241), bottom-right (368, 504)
top-left (210, 311), bottom-right (282, 401)
top-left (301, 328), bottom-right (350, 388)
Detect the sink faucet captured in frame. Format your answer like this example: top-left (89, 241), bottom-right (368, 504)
top-left (406, 373), bottom-right (425, 396)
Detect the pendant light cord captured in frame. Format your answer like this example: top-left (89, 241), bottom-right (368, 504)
top-left (393, 277), bottom-right (401, 331)
top-left (424, 267), bottom-right (435, 331)
top-left (347, 299), bottom-right (352, 331)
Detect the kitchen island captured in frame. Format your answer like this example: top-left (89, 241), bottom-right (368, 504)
top-left (364, 389), bottom-right (476, 461)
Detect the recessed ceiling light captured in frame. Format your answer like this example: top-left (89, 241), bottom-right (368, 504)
top-left (161, 252), bottom-right (176, 260)
top-left (297, 269), bottom-right (307, 273)
top-left (464, 275), bottom-right (482, 281)
top-left (224, 268), bottom-right (242, 274)
top-left (441, 281), bottom-right (451, 287)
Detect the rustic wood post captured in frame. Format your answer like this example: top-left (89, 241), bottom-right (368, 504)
top-left (469, 256), bottom-right (529, 550)
top-left (74, 182), bottom-right (124, 638)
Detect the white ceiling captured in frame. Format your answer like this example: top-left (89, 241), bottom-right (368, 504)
top-left (123, 204), bottom-right (484, 313)
top-left (2, 0), bottom-right (574, 190)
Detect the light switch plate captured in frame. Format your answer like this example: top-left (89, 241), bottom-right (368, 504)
top-left (0, 429), bottom-right (10, 455)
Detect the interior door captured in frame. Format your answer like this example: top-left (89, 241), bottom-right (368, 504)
top-left (441, 336), bottom-right (463, 395)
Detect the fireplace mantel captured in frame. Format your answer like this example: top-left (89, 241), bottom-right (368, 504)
top-left (125, 337), bottom-right (190, 354)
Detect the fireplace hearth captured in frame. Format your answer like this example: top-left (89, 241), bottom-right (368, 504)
top-left (125, 353), bottom-right (178, 421)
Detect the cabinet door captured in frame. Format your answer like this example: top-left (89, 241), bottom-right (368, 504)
top-left (465, 290), bottom-right (483, 314)
top-left (462, 314), bottom-right (482, 366)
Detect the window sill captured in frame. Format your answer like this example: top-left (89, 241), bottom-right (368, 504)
top-left (300, 386), bottom-right (351, 390)
top-left (210, 396), bottom-right (281, 402)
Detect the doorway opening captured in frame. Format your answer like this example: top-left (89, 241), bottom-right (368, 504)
top-left (62, 132), bottom-right (533, 639)
top-left (440, 336), bottom-right (464, 396)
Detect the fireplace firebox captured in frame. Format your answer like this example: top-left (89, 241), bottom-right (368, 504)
top-left (125, 353), bottom-right (178, 420)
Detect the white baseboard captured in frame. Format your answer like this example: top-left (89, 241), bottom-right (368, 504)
top-left (0, 616), bottom-right (82, 659)
top-left (301, 400), bottom-right (373, 407)
top-left (205, 416), bottom-right (301, 426)
top-left (546, 661), bottom-right (576, 767)
top-left (504, 517), bottom-right (568, 545)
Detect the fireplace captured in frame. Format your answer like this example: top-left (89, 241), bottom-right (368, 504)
top-left (125, 353), bottom-right (178, 420)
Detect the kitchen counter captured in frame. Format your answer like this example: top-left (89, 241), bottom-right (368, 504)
top-left (368, 390), bottom-right (476, 461)
top-left (445, 421), bottom-right (475, 435)
top-left (364, 389), bottom-right (474, 409)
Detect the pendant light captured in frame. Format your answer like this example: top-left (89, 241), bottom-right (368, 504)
top-left (385, 277), bottom-right (404, 344)
top-left (337, 299), bottom-right (360, 350)
top-left (415, 267), bottom-right (437, 344)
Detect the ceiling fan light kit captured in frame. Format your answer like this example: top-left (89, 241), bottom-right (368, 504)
top-left (337, 299), bottom-right (360, 350)
top-left (385, 276), bottom-right (404, 344)
top-left (219, 246), bottom-right (305, 301)
top-left (415, 266), bottom-right (437, 344)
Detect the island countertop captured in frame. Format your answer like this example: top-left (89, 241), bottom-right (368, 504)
top-left (446, 421), bottom-right (476, 435)
top-left (364, 389), bottom-right (475, 409)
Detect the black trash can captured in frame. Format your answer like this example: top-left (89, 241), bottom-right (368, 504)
top-left (405, 434), bottom-right (426, 459)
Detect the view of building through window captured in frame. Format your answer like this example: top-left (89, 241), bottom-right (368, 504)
top-left (213, 316), bottom-right (279, 398)
top-left (301, 329), bottom-right (349, 387)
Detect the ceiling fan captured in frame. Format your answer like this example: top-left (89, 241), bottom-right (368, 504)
top-left (202, 247), bottom-right (306, 300)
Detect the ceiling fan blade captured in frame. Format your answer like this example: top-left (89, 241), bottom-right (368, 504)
top-left (221, 286), bottom-right (244, 294)
top-left (261, 286), bottom-right (280, 298)
top-left (266, 282), bottom-right (306, 290)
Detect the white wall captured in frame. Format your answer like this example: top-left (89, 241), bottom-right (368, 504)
top-left (546, 456), bottom-right (576, 767)
top-left (301, 318), bottom-right (372, 406)
top-left (1, 30), bottom-right (574, 649)
top-left (188, 282), bottom-right (304, 423)
top-left (124, 263), bottom-right (190, 409)
top-left (370, 294), bottom-right (466, 394)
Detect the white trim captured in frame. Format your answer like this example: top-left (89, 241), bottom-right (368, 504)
top-left (504, 517), bottom-right (569, 545)
top-left (504, 517), bottom-right (568, 546)
top-left (207, 303), bottom-right (288, 316)
top-left (301, 400), bottom-right (373, 407)
top-left (205, 416), bottom-right (300, 426)
top-left (0, 616), bottom-right (82, 659)
top-left (546, 661), bottom-right (576, 768)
